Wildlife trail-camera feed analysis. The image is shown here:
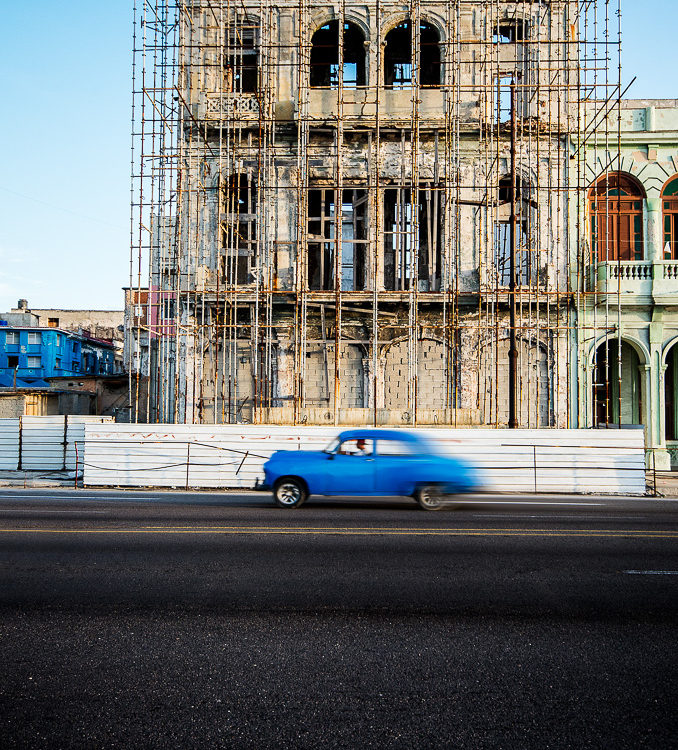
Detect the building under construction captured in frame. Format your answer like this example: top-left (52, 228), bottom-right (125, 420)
top-left (130, 0), bottom-right (625, 430)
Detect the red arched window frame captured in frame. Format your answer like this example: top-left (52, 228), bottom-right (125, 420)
top-left (662, 176), bottom-right (678, 260)
top-left (589, 173), bottom-right (644, 262)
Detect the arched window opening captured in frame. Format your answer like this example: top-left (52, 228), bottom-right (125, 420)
top-left (589, 173), bottom-right (644, 262)
top-left (310, 21), bottom-right (366, 88)
top-left (494, 176), bottom-right (538, 286)
top-left (420, 22), bottom-right (441, 87)
top-left (225, 18), bottom-right (258, 93)
top-left (384, 21), bottom-right (442, 88)
top-left (662, 176), bottom-right (678, 259)
top-left (383, 184), bottom-right (443, 291)
top-left (221, 174), bottom-right (257, 285)
top-left (593, 339), bottom-right (642, 427)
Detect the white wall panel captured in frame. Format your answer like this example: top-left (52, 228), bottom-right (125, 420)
top-left (0, 416), bottom-right (114, 472)
top-left (0, 419), bottom-right (21, 470)
top-left (83, 425), bottom-right (646, 495)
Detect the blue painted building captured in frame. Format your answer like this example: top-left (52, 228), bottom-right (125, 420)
top-left (0, 325), bottom-right (117, 388)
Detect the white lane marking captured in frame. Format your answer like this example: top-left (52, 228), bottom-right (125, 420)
top-left (0, 509), bottom-right (106, 514)
top-left (472, 514), bottom-right (648, 520)
top-left (460, 501), bottom-right (603, 506)
top-left (624, 570), bottom-right (678, 575)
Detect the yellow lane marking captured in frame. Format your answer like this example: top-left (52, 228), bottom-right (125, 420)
top-left (0, 526), bottom-right (676, 539)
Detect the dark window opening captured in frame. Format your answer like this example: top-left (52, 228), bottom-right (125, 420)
top-left (221, 173), bottom-right (257, 285)
top-left (383, 184), bottom-right (442, 291)
top-left (307, 188), bottom-right (368, 291)
top-left (48, 317), bottom-right (59, 328)
top-left (495, 177), bottom-right (538, 286)
top-left (589, 173), bottom-right (645, 262)
top-left (666, 346), bottom-right (677, 441)
top-left (384, 20), bottom-right (441, 88)
top-left (7, 355), bottom-right (18, 368)
top-left (225, 19), bottom-right (258, 93)
top-left (493, 21), bottom-right (525, 44)
top-left (420, 22), bottom-right (441, 87)
top-left (593, 340), bottom-right (642, 427)
top-left (494, 74), bottom-right (516, 123)
top-left (310, 21), bottom-right (366, 88)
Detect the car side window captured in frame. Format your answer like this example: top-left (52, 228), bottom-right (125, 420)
top-left (337, 438), bottom-right (374, 456)
top-left (376, 439), bottom-right (416, 456)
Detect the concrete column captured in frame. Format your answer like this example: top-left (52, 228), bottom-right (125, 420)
top-left (643, 358), bottom-right (671, 469)
top-left (659, 363), bottom-right (668, 447)
top-left (178, 312), bottom-right (197, 424)
top-left (581, 359), bottom-right (593, 428)
top-left (375, 357), bottom-right (386, 410)
top-left (275, 339), bottom-right (295, 406)
top-left (647, 196), bottom-right (663, 262)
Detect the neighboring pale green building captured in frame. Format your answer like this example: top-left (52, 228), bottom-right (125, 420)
top-left (575, 99), bottom-right (678, 468)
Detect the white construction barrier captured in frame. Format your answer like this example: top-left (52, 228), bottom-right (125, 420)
top-left (82, 424), bottom-right (646, 495)
top-left (0, 416), bottom-right (114, 472)
top-left (0, 419), bottom-right (21, 470)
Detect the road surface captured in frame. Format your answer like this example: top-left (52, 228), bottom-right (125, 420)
top-left (1, 488), bottom-right (676, 748)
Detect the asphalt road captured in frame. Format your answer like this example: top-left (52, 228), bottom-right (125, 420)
top-left (1, 488), bottom-right (677, 749)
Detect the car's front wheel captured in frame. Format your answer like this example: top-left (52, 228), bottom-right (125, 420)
top-left (415, 484), bottom-right (447, 511)
top-left (273, 477), bottom-right (308, 508)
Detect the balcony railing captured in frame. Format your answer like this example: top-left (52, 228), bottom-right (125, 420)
top-left (205, 93), bottom-right (260, 120)
top-left (607, 261), bottom-right (653, 282)
top-left (590, 260), bottom-right (678, 301)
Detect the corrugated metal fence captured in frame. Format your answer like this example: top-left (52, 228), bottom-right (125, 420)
top-left (0, 416), bottom-right (113, 472)
top-left (81, 424), bottom-right (647, 494)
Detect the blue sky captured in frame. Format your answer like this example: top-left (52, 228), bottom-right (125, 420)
top-left (0, 2), bottom-right (674, 313)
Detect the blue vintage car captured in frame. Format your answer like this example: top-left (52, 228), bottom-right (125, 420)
top-left (262, 429), bottom-right (479, 510)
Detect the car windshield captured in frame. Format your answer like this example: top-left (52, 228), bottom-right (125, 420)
top-left (323, 438), bottom-right (340, 454)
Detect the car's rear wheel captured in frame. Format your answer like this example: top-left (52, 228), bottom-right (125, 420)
top-left (415, 484), bottom-right (446, 511)
top-left (273, 477), bottom-right (308, 508)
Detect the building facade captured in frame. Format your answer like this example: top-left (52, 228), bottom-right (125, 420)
top-left (133, 1), bottom-right (614, 427)
top-left (576, 99), bottom-right (678, 468)
top-left (0, 323), bottom-right (118, 388)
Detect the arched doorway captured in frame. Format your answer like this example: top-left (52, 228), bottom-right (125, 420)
top-left (479, 338), bottom-right (550, 427)
top-left (592, 339), bottom-right (642, 426)
top-left (383, 339), bottom-right (450, 411)
top-left (665, 343), bottom-right (678, 441)
top-left (302, 343), bottom-right (365, 409)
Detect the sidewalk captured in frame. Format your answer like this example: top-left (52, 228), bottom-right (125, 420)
top-left (649, 472), bottom-right (678, 499)
top-left (1, 470), bottom-right (678, 496)
top-left (0, 471), bottom-right (77, 488)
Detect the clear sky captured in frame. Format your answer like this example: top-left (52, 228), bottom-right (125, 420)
top-left (0, 1), bottom-right (674, 313)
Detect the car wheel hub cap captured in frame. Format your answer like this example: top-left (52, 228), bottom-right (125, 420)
top-left (278, 483), bottom-right (300, 504)
top-left (422, 489), bottom-right (441, 507)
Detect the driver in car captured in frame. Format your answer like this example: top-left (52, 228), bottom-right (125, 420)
top-left (351, 438), bottom-right (371, 456)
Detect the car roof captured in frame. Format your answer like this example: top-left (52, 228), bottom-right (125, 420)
top-left (337, 429), bottom-right (424, 443)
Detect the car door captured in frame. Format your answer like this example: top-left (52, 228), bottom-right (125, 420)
top-left (374, 438), bottom-right (418, 494)
top-left (325, 438), bottom-right (376, 495)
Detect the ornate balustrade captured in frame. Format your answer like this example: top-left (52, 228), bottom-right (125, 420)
top-left (205, 93), bottom-right (261, 120)
top-left (591, 261), bottom-right (678, 303)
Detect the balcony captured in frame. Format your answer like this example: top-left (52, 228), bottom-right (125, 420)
top-left (589, 261), bottom-right (678, 305)
top-left (203, 93), bottom-right (261, 121)
top-left (308, 88), bottom-right (444, 126)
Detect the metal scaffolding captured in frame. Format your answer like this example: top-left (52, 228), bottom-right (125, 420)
top-left (130, 0), bottom-right (624, 428)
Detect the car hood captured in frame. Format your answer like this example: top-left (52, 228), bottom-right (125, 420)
top-left (266, 450), bottom-right (328, 462)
